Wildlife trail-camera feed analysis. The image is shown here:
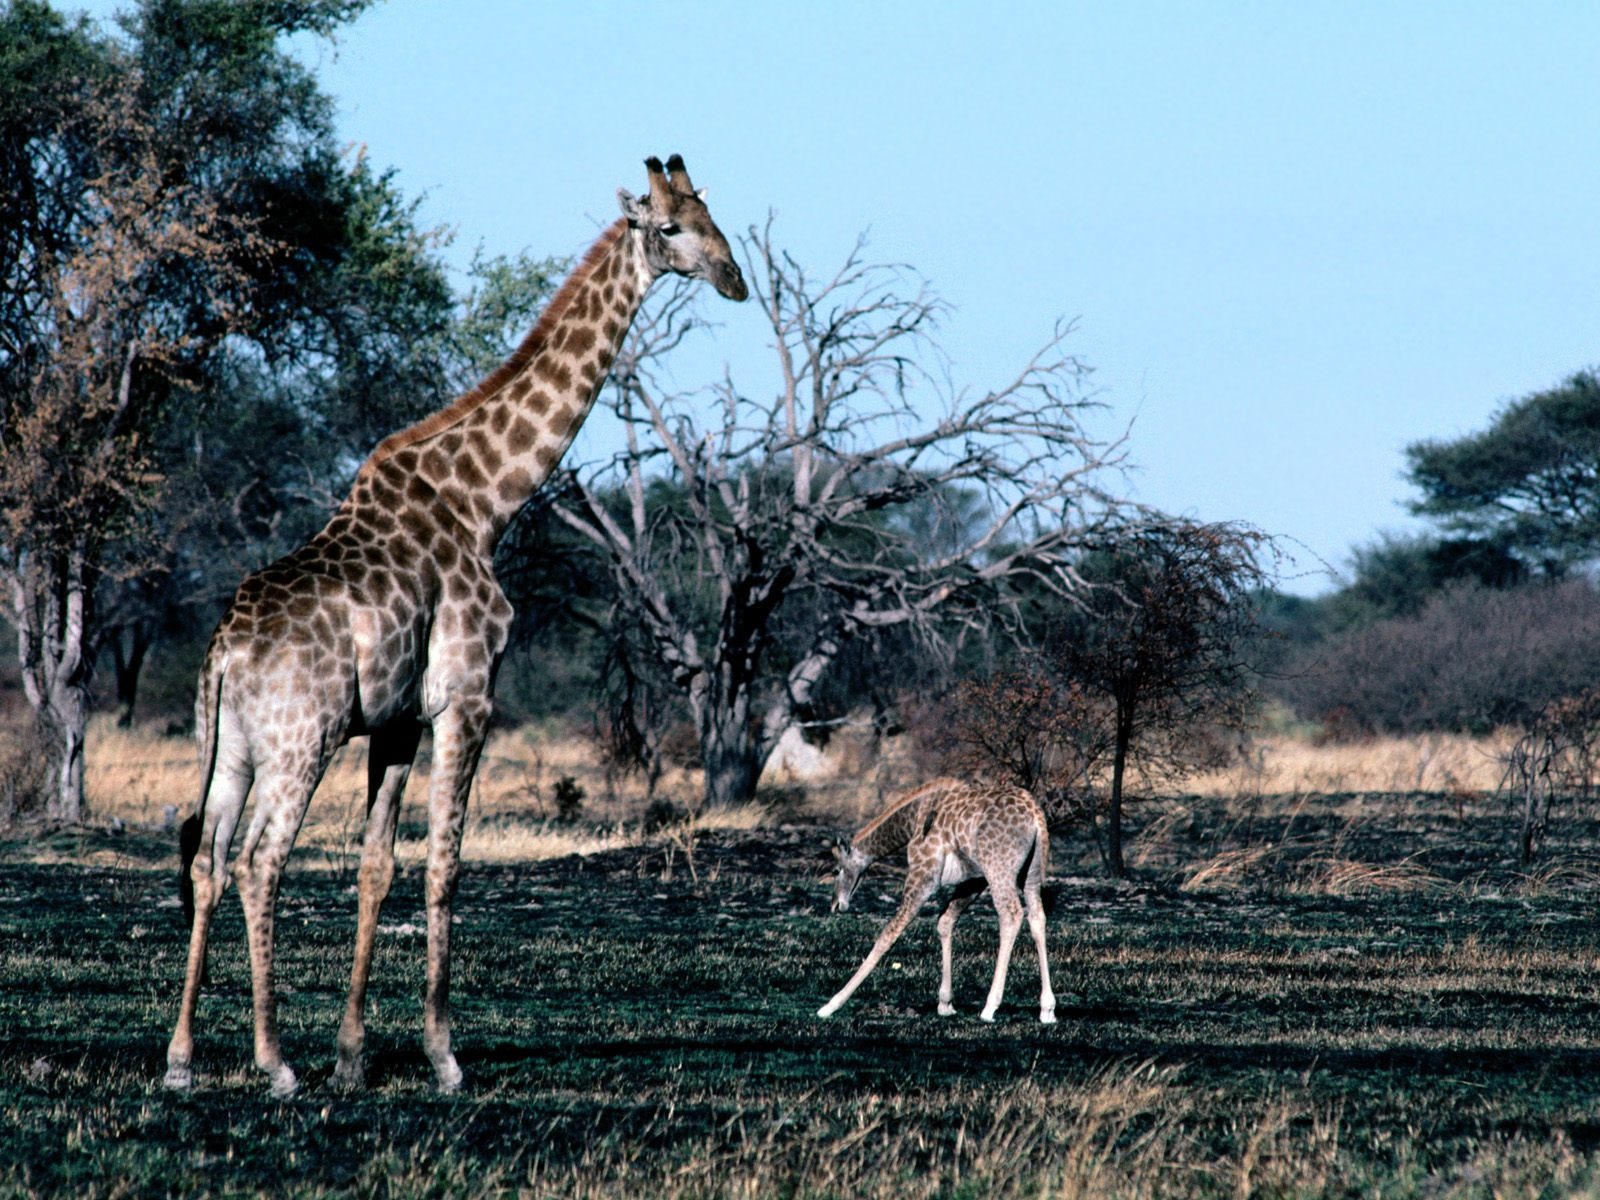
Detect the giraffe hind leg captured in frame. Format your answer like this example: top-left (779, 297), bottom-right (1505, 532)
top-left (1023, 836), bottom-right (1056, 1023)
top-left (233, 758), bottom-right (329, 1099)
top-left (979, 874), bottom-right (1025, 1023)
top-left (165, 737), bottom-right (253, 1091)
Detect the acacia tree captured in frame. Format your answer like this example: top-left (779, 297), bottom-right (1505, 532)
top-left (1405, 370), bottom-right (1600, 576)
top-left (0, 0), bottom-right (447, 812)
top-left (551, 222), bottom-right (1126, 808)
top-left (1044, 521), bottom-right (1270, 877)
top-left (926, 670), bottom-right (1114, 819)
top-left (0, 79), bottom-right (263, 820)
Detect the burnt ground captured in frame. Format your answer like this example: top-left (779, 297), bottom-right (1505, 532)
top-left (4, 799), bottom-right (1600, 1195)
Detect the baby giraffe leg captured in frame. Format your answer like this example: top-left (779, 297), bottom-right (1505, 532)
top-left (979, 878), bottom-right (1025, 1023)
top-left (935, 879), bottom-right (986, 1016)
top-left (818, 870), bottom-right (939, 1018)
top-left (1024, 849), bottom-right (1056, 1023)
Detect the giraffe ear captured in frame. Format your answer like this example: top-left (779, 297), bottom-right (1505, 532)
top-left (830, 841), bottom-right (845, 863)
top-left (617, 187), bottom-right (648, 225)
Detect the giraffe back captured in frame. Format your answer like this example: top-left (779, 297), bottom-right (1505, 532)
top-left (924, 780), bottom-right (1048, 882)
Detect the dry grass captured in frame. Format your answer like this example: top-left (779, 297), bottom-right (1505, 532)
top-left (76, 716), bottom-right (1519, 827)
top-left (1180, 844), bottom-right (1446, 896)
top-left (1180, 729), bottom-right (1514, 797)
top-left (517, 1060), bottom-right (1347, 1200)
top-left (16, 717), bottom-right (1555, 892)
top-left (59, 715), bottom-right (874, 867)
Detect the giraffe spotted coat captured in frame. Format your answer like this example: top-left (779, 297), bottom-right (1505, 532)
top-left (165, 157), bottom-right (747, 1098)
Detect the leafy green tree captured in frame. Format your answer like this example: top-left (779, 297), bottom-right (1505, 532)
top-left (1405, 370), bottom-right (1600, 576)
top-left (1278, 579), bottom-right (1600, 738)
top-left (0, 0), bottom-right (470, 815)
top-left (1307, 532), bottom-right (1526, 633)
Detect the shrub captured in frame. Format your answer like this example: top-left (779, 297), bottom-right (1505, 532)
top-left (1279, 580), bottom-right (1600, 736)
top-left (552, 775), bottom-right (585, 823)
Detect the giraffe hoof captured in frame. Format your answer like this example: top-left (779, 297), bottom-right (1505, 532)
top-left (938, 1003), bottom-right (956, 1017)
top-left (1040, 1011), bottom-right (1058, 1025)
top-left (979, 1009), bottom-right (998, 1023)
top-left (433, 1058), bottom-right (464, 1095)
top-left (816, 1005), bottom-right (836, 1019)
top-left (162, 1064), bottom-right (193, 1092)
top-left (267, 1065), bottom-right (299, 1100)
top-left (330, 1058), bottom-right (365, 1093)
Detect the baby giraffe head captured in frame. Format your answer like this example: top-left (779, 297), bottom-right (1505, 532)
top-left (829, 840), bottom-right (872, 912)
top-left (618, 154), bottom-right (748, 302)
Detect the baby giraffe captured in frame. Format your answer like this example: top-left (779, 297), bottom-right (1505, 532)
top-left (818, 778), bottom-right (1056, 1023)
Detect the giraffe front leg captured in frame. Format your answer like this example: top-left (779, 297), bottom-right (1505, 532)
top-left (818, 870), bottom-right (939, 1018)
top-left (333, 722), bottom-right (420, 1092)
top-left (935, 879), bottom-right (985, 1017)
top-left (422, 698), bottom-right (490, 1093)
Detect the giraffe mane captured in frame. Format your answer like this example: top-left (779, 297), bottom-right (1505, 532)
top-left (852, 778), bottom-right (961, 849)
top-left (360, 218), bottom-right (631, 472)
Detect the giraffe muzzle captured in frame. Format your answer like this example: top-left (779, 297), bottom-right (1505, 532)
top-left (712, 260), bottom-right (748, 302)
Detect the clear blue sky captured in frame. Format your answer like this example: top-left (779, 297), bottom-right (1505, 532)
top-left (83, 1), bottom-right (1600, 594)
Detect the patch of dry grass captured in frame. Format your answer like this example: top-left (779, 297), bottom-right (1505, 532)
top-left (1178, 840), bottom-right (1445, 895)
top-left (67, 717), bottom-right (810, 868)
top-left (512, 1061), bottom-right (1349, 1200)
top-left (1181, 729), bottom-right (1513, 797)
top-left (37, 717), bottom-right (1559, 899)
top-left (74, 707), bottom-right (911, 829)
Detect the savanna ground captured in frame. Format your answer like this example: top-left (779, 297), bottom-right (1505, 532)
top-left (5, 722), bottom-right (1600, 1197)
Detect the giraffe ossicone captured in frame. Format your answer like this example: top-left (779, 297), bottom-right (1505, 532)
top-left (818, 778), bottom-right (1056, 1024)
top-left (163, 156), bottom-right (746, 1097)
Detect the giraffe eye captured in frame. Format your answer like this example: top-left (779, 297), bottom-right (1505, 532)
top-left (659, 222), bottom-right (682, 237)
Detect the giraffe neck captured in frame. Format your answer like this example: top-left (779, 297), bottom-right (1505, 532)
top-left (851, 779), bottom-right (955, 860)
top-left (354, 217), bottom-right (654, 553)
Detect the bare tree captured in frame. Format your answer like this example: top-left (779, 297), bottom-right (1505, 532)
top-left (551, 221), bottom-right (1126, 808)
top-left (1501, 686), bottom-right (1600, 865)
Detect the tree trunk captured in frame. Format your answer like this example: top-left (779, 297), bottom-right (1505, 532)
top-left (702, 736), bottom-right (760, 809)
top-left (38, 684), bottom-right (88, 824)
top-left (697, 684), bottom-right (761, 809)
top-left (1106, 712), bottom-right (1133, 879)
top-left (110, 622), bottom-right (152, 729)
top-left (11, 544), bottom-right (94, 824)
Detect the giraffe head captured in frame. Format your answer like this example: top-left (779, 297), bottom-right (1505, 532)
top-left (617, 155), bottom-right (748, 302)
top-left (829, 841), bottom-right (872, 912)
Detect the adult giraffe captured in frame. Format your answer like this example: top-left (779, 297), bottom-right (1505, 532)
top-left (165, 156), bottom-right (747, 1097)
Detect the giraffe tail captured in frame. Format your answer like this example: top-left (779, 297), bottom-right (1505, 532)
top-left (1032, 805), bottom-right (1057, 917)
top-left (179, 649), bottom-right (226, 927)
